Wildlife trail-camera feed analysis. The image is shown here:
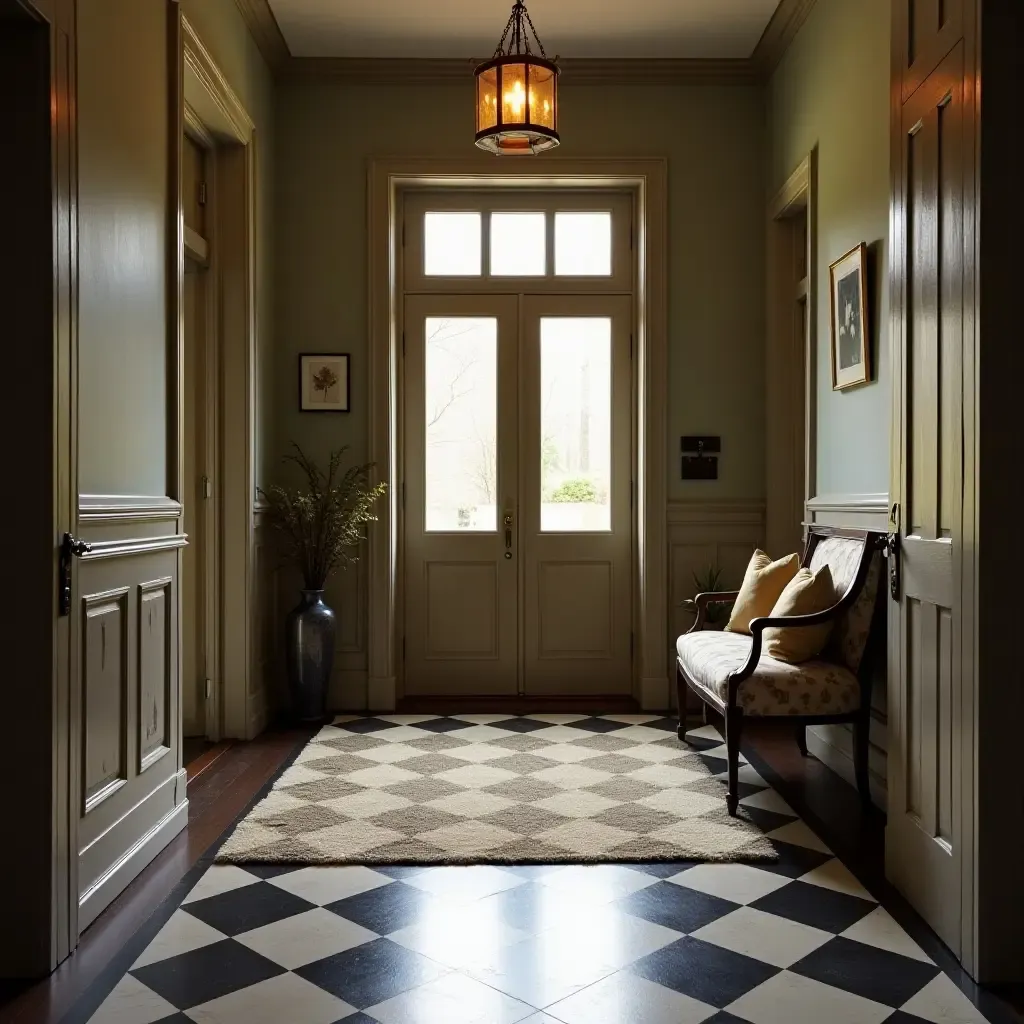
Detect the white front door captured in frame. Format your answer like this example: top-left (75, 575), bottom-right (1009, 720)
top-left (403, 292), bottom-right (633, 697)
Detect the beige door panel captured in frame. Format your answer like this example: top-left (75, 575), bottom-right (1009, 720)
top-left (403, 294), bottom-right (520, 696)
top-left (521, 294), bottom-right (633, 696)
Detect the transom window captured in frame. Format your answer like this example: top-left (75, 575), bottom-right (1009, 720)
top-left (403, 191), bottom-right (632, 292)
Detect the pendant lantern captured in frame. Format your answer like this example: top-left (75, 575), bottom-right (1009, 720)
top-left (474, 1), bottom-right (559, 155)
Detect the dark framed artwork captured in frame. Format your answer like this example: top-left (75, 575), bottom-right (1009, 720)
top-left (299, 353), bottom-right (350, 412)
top-left (829, 243), bottom-right (871, 390)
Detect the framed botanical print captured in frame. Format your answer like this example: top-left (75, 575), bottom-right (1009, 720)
top-left (299, 353), bottom-right (350, 412)
top-left (829, 243), bottom-right (871, 390)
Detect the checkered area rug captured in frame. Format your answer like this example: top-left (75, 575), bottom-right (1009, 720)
top-left (216, 716), bottom-right (781, 866)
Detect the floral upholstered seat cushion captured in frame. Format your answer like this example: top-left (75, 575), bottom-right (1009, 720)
top-left (676, 631), bottom-right (861, 716)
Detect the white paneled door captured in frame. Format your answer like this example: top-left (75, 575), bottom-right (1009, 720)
top-left (403, 293), bottom-right (633, 697)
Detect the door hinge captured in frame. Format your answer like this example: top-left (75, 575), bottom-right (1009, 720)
top-left (630, 631), bottom-right (635, 658)
top-left (205, 678), bottom-right (212, 700)
top-left (401, 221), bottom-right (406, 247)
top-left (402, 636), bottom-right (407, 661)
top-left (198, 181), bottom-right (208, 206)
top-left (202, 475), bottom-right (212, 499)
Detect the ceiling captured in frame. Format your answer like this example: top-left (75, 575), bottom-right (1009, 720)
top-left (265, 0), bottom-right (783, 60)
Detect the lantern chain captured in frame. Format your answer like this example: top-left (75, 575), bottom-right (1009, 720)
top-left (492, 0), bottom-right (549, 60)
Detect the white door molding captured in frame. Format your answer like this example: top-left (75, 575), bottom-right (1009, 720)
top-left (766, 151), bottom-right (817, 556)
top-left (182, 17), bottom-right (259, 739)
top-left (367, 157), bottom-right (668, 711)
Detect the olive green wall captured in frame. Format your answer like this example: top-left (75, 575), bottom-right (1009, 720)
top-left (768, 0), bottom-right (891, 807)
top-left (77, 0), bottom-right (276, 495)
top-left (180, 0), bottom-right (276, 483)
top-left (768, 0), bottom-right (891, 498)
top-left (271, 79), bottom-right (767, 501)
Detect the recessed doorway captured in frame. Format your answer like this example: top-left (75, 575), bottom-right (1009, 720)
top-left (181, 126), bottom-right (218, 740)
top-left (400, 191), bottom-right (636, 698)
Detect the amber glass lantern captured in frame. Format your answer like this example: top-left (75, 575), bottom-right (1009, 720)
top-left (474, 1), bottom-right (559, 155)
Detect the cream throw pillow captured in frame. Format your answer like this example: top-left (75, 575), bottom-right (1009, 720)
top-left (725, 550), bottom-right (800, 635)
top-left (763, 564), bottom-right (837, 663)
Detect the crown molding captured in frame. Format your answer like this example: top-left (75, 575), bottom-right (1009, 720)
top-left (233, 0), bottom-right (289, 70)
top-left (242, 0), bottom-right (806, 84)
top-left (751, 0), bottom-right (818, 76)
top-left (284, 55), bottom-right (759, 85)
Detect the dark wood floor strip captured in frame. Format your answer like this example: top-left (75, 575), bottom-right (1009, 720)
top-left (185, 740), bottom-right (233, 783)
top-left (0, 729), bottom-right (310, 1024)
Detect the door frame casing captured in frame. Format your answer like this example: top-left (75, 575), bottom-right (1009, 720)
top-left (368, 158), bottom-right (668, 711)
top-left (181, 16), bottom-right (259, 740)
top-left (181, 109), bottom-right (220, 740)
top-left (766, 150), bottom-right (817, 556)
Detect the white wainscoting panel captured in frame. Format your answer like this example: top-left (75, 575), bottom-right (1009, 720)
top-left (667, 500), bottom-right (766, 710)
top-left (805, 492), bottom-right (890, 531)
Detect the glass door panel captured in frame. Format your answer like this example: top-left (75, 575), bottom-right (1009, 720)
top-left (424, 317), bottom-right (498, 532)
top-left (539, 317), bottom-right (612, 532)
top-left (522, 294), bottom-right (633, 697)
top-left (403, 295), bottom-right (519, 697)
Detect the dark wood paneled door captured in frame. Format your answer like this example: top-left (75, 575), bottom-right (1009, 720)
top-left (895, 0), bottom-right (965, 101)
top-left (887, 42), bottom-right (970, 960)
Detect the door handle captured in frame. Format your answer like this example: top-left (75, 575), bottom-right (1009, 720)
top-left (59, 532), bottom-right (93, 617)
top-left (885, 502), bottom-right (900, 602)
top-left (503, 512), bottom-right (513, 559)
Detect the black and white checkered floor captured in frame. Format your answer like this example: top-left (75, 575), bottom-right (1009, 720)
top-left (84, 719), bottom-right (994, 1024)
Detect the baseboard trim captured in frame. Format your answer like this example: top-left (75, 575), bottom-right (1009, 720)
top-left (246, 688), bottom-right (270, 741)
top-left (395, 695), bottom-right (639, 714)
top-left (806, 728), bottom-right (887, 812)
top-left (368, 675), bottom-right (397, 713)
top-left (79, 796), bottom-right (188, 931)
top-left (641, 675), bottom-right (669, 712)
top-left (329, 669), bottom-right (369, 712)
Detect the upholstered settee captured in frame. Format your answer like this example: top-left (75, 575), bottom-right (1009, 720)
top-left (675, 527), bottom-right (886, 815)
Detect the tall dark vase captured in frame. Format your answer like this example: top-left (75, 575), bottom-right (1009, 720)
top-left (285, 589), bottom-right (336, 724)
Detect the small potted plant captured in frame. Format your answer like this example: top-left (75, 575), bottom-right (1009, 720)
top-left (259, 444), bottom-right (386, 723)
top-left (680, 564), bottom-right (732, 629)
